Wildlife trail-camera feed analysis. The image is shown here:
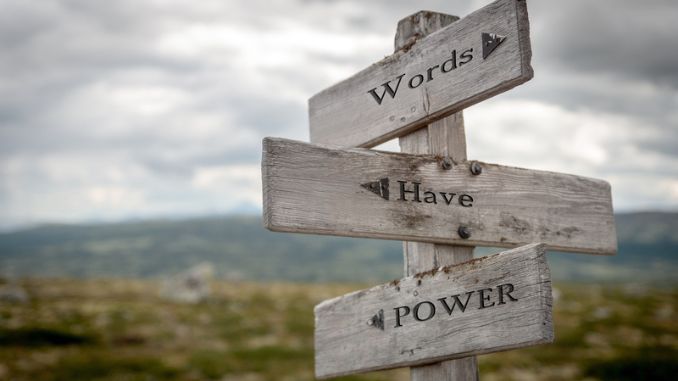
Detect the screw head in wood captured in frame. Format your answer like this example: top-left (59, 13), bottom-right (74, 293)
top-left (470, 161), bottom-right (482, 176)
top-left (458, 226), bottom-right (471, 239)
top-left (441, 157), bottom-right (453, 170)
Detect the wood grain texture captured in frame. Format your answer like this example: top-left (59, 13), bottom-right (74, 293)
top-left (400, 109), bottom-right (478, 381)
top-left (394, 12), bottom-right (460, 53)
top-left (309, 0), bottom-right (533, 148)
top-left (403, 242), bottom-right (474, 277)
top-left (400, 111), bottom-right (471, 279)
top-left (402, 242), bottom-right (478, 381)
top-left (314, 243), bottom-right (553, 379)
top-left (262, 137), bottom-right (617, 255)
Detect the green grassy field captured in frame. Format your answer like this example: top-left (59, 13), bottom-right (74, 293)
top-left (0, 279), bottom-right (676, 381)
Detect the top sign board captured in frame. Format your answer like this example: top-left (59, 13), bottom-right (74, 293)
top-left (309, 0), bottom-right (532, 148)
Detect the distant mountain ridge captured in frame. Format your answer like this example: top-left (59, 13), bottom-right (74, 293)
top-left (0, 212), bottom-right (676, 284)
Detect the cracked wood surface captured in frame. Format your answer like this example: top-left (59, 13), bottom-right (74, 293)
top-left (314, 243), bottom-right (553, 378)
top-left (309, 0), bottom-right (532, 148)
top-left (262, 137), bottom-right (617, 255)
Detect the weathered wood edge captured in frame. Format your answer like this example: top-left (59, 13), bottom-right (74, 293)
top-left (308, 0), bottom-right (533, 148)
top-left (264, 137), bottom-right (610, 188)
top-left (394, 11), bottom-right (460, 53)
top-left (537, 241), bottom-right (555, 344)
top-left (313, 242), bottom-right (543, 312)
top-left (261, 137), bottom-right (617, 256)
top-left (515, 0), bottom-right (533, 81)
top-left (313, 243), bottom-right (554, 379)
top-left (261, 141), bottom-right (273, 229)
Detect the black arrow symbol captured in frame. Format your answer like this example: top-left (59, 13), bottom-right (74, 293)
top-left (482, 32), bottom-right (506, 59)
top-left (366, 309), bottom-right (384, 330)
top-left (361, 177), bottom-right (389, 200)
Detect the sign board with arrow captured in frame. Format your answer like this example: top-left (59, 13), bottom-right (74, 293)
top-left (309, 0), bottom-right (532, 148)
top-left (262, 1), bottom-right (619, 379)
top-left (262, 137), bottom-right (617, 255)
top-left (314, 243), bottom-right (553, 379)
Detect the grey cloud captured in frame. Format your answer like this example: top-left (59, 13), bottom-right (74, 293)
top-left (508, 68), bottom-right (677, 130)
top-left (501, 0), bottom-right (678, 165)
top-left (1, 0), bottom-right (677, 227)
top-left (228, 97), bottom-right (307, 135)
top-left (137, 146), bottom-right (263, 179)
top-left (640, 134), bottom-right (678, 158)
top-left (530, 0), bottom-right (678, 88)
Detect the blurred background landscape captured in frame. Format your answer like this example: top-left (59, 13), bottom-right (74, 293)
top-left (1, 212), bottom-right (677, 284)
top-left (1, 212), bottom-right (676, 380)
top-left (1, 0), bottom-right (677, 380)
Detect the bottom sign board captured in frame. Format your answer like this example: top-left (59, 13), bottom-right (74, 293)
top-left (314, 243), bottom-right (553, 379)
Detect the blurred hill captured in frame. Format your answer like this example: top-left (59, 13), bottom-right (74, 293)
top-left (0, 212), bottom-right (676, 284)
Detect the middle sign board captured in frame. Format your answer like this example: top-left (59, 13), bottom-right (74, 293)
top-left (263, 137), bottom-right (617, 255)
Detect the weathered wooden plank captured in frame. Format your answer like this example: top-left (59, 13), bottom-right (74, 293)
top-left (314, 243), bottom-right (553, 378)
top-left (262, 137), bottom-right (617, 255)
top-left (309, 0), bottom-right (533, 148)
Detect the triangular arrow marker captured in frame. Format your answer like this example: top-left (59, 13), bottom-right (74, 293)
top-left (482, 32), bottom-right (506, 59)
top-left (366, 309), bottom-right (384, 330)
top-left (361, 177), bottom-right (389, 200)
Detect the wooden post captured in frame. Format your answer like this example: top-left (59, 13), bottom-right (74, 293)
top-left (396, 12), bottom-right (479, 381)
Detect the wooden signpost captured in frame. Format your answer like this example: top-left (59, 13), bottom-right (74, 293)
top-left (260, 0), bottom-right (618, 379)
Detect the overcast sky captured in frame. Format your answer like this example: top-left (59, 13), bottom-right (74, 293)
top-left (1, 0), bottom-right (677, 229)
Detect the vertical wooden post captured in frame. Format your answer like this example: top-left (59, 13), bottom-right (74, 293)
top-left (396, 12), bottom-right (480, 381)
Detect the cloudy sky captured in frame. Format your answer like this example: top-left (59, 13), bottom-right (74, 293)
top-left (1, 0), bottom-right (677, 230)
